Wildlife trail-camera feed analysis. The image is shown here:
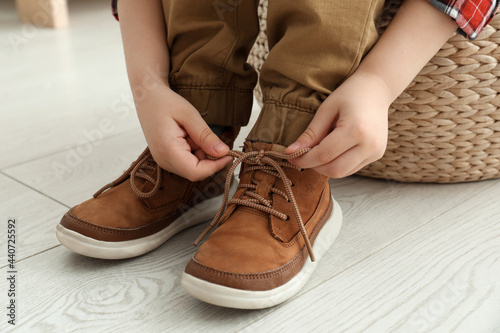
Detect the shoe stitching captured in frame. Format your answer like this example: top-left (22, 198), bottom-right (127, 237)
top-left (66, 210), bottom-right (179, 236)
top-left (190, 249), bottom-right (305, 280)
top-left (140, 199), bottom-right (182, 216)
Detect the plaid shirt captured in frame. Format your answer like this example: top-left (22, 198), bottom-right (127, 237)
top-left (429, 0), bottom-right (499, 39)
top-left (111, 0), bottom-right (498, 40)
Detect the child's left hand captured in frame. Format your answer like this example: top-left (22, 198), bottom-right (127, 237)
top-left (285, 70), bottom-right (391, 178)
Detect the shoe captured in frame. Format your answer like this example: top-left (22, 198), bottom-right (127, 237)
top-left (181, 141), bottom-right (342, 309)
top-left (56, 128), bottom-right (239, 259)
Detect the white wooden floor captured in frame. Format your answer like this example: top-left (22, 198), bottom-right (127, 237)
top-left (1, 1), bottom-right (499, 332)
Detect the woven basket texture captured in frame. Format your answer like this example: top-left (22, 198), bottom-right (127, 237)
top-left (248, 0), bottom-right (500, 183)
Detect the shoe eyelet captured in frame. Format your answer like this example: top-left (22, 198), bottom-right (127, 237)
top-left (290, 183), bottom-right (295, 187)
top-left (284, 216), bottom-right (290, 221)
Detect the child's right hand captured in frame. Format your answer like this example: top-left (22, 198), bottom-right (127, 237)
top-left (136, 86), bottom-right (233, 181)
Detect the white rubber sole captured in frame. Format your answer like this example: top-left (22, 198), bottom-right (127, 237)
top-left (56, 181), bottom-right (237, 260)
top-left (181, 197), bottom-right (343, 309)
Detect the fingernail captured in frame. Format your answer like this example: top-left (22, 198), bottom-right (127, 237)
top-left (288, 142), bottom-right (300, 152)
top-left (214, 141), bottom-right (227, 154)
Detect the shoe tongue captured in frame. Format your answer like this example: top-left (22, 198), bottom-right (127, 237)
top-left (244, 141), bottom-right (286, 153)
top-left (241, 141), bottom-right (288, 200)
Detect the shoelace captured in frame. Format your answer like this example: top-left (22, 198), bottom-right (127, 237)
top-left (194, 147), bottom-right (317, 261)
top-left (93, 148), bottom-right (162, 199)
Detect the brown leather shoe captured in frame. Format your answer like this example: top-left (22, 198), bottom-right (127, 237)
top-left (181, 141), bottom-right (343, 309)
top-left (56, 129), bottom-right (239, 260)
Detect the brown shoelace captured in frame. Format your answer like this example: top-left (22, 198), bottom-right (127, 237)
top-left (194, 147), bottom-right (317, 261)
top-left (93, 148), bottom-right (162, 199)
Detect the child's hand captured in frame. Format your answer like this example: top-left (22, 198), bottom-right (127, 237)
top-left (137, 87), bottom-right (233, 181)
top-left (285, 70), bottom-right (390, 178)
top-left (284, 0), bottom-right (457, 179)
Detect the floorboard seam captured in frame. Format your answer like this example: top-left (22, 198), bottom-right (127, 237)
top-left (0, 171), bottom-right (71, 209)
top-left (1, 126), bottom-right (141, 171)
top-left (0, 244), bottom-right (62, 269)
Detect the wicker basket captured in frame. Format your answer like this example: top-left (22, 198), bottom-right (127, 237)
top-left (248, 0), bottom-right (500, 183)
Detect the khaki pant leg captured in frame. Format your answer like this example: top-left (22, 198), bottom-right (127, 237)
top-left (247, 0), bottom-right (386, 145)
top-left (163, 0), bottom-right (260, 127)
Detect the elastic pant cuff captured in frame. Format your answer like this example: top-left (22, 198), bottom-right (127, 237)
top-left (172, 86), bottom-right (254, 127)
top-left (247, 102), bottom-right (315, 146)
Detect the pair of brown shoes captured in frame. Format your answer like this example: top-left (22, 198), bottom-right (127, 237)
top-left (57, 137), bottom-right (342, 309)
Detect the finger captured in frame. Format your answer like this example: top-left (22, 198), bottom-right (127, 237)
top-left (193, 148), bottom-right (207, 161)
top-left (313, 146), bottom-right (367, 179)
top-left (177, 112), bottom-right (229, 157)
top-left (168, 146), bottom-right (233, 181)
top-left (186, 136), bottom-right (200, 152)
top-left (344, 157), bottom-right (372, 177)
top-left (285, 106), bottom-right (336, 154)
top-left (194, 156), bottom-right (234, 179)
top-left (343, 143), bottom-right (386, 177)
top-left (291, 126), bottom-right (357, 169)
top-left (153, 119), bottom-right (232, 181)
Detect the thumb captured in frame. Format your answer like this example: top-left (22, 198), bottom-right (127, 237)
top-left (285, 108), bottom-right (331, 154)
top-left (183, 117), bottom-right (229, 158)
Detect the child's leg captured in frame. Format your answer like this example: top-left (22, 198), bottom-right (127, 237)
top-left (56, 0), bottom-right (261, 260)
top-left (247, 0), bottom-right (386, 146)
top-left (182, 0), bottom-right (387, 309)
top-left (163, 0), bottom-right (260, 128)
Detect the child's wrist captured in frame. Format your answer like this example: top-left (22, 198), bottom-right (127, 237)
top-left (133, 82), bottom-right (173, 115)
top-left (349, 68), bottom-right (394, 107)
top-left (130, 74), bottom-right (171, 104)
top-left (128, 68), bottom-right (170, 93)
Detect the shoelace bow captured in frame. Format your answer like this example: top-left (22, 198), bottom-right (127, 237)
top-left (194, 147), bottom-right (317, 261)
top-left (93, 148), bottom-right (162, 199)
